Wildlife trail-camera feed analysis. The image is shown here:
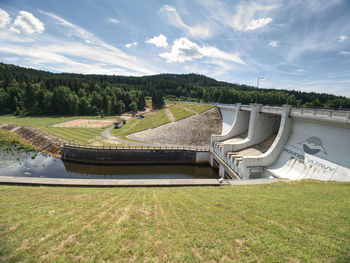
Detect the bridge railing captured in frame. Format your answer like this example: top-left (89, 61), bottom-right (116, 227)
top-left (290, 107), bottom-right (350, 121)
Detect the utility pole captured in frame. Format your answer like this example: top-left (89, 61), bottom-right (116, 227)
top-left (255, 77), bottom-right (265, 104)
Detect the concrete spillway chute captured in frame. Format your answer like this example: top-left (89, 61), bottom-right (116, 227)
top-left (210, 104), bottom-right (350, 182)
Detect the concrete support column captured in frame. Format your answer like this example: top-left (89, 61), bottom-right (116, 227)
top-left (211, 103), bottom-right (249, 146)
top-left (219, 165), bottom-right (225, 178)
top-left (222, 103), bottom-right (279, 158)
top-left (209, 155), bottom-right (215, 168)
top-left (240, 105), bottom-right (292, 179)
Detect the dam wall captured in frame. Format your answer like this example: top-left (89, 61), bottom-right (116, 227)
top-left (62, 145), bottom-right (209, 165)
top-left (265, 117), bottom-right (350, 181)
top-left (210, 104), bottom-right (350, 182)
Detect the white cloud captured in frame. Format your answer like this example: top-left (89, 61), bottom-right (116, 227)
top-left (125, 42), bottom-right (138, 48)
top-left (338, 35), bottom-right (348, 43)
top-left (201, 1), bottom-right (276, 32)
top-left (107, 17), bottom-right (120, 24)
top-left (13, 11), bottom-right (44, 34)
top-left (146, 34), bottom-right (168, 47)
top-left (246, 17), bottom-right (273, 31)
top-left (159, 37), bottom-right (245, 64)
top-left (339, 51), bottom-right (350, 56)
top-left (39, 10), bottom-right (94, 41)
top-left (159, 5), bottom-right (211, 38)
top-left (232, 3), bottom-right (274, 31)
top-left (0, 8), bottom-right (11, 28)
top-left (0, 11), bottom-right (158, 76)
top-left (269, 40), bottom-right (278, 47)
top-left (297, 68), bottom-right (305, 72)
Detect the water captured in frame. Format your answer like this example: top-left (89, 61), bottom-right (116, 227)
top-left (0, 149), bottom-right (218, 180)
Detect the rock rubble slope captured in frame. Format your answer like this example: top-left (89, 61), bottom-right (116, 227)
top-left (127, 107), bottom-right (222, 147)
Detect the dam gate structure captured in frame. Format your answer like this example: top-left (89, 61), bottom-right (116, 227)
top-left (210, 103), bottom-right (350, 182)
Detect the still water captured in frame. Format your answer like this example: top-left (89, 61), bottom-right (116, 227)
top-left (0, 149), bottom-right (218, 180)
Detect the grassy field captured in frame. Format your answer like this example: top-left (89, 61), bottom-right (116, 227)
top-left (110, 109), bottom-right (170, 140)
top-left (168, 105), bottom-right (193, 120)
top-left (177, 102), bottom-right (213, 114)
top-left (0, 181), bottom-right (349, 262)
top-left (0, 116), bottom-right (116, 146)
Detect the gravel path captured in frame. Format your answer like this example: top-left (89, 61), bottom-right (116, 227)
top-left (127, 107), bottom-right (222, 147)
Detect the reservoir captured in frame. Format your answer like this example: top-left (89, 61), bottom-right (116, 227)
top-left (0, 149), bottom-right (218, 180)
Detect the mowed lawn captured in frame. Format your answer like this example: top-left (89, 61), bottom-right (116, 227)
top-left (0, 116), bottom-right (115, 146)
top-left (0, 181), bottom-right (349, 262)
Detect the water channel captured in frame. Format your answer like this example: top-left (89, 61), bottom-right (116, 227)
top-left (0, 149), bottom-right (218, 180)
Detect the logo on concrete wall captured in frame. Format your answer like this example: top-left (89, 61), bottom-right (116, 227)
top-left (298, 136), bottom-right (327, 155)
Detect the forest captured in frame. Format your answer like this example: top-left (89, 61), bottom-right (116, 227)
top-left (0, 62), bottom-right (349, 116)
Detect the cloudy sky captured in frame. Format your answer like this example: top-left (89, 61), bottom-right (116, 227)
top-left (0, 0), bottom-right (350, 96)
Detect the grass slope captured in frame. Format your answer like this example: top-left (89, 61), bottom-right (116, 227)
top-left (0, 130), bottom-right (35, 152)
top-left (0, 181), bottom-right (349, 262)
top-left (0, 116), bottom-right (114, 146)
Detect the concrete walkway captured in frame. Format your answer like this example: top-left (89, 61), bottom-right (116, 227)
top-left (0, 176), bottom-right (283, 187)
top-left (226, 178), bottom-right (280, 185)
top-left (0, 176), bottom-right (220, 186)
top-left (101, 126), bottom-right (149, 146)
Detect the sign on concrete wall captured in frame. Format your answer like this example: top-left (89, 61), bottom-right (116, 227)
top-left (266, 119), bottom-right (350, 181)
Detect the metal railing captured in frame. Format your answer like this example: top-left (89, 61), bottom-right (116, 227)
top-left (290, 107), bottom-right (350, 121)
top-left (64, 142), bottom-right (209, 152)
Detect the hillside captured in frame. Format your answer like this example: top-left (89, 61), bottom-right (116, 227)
top-left (0, 62), bottom-right (350, 116)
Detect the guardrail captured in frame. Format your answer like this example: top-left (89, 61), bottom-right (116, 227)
top-left (290, 107), bottom-right (350, 121)
top-left (201, 102), bottom-right (350, 121)
top-left (64, 143), bottom-right (209, 152)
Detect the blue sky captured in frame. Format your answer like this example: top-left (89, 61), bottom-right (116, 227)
top-left (0, 0), bottom-right (350, 97)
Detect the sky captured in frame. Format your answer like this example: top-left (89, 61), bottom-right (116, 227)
top-left (0, 0), bottom-right (350, 97)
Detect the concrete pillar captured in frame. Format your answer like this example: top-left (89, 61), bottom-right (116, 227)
top-left (211, 103), bottom-right (250, 146)
top-left (209, 155), bottom-right (215, 168)
top-left (240, 105), bottom-right (292, 179)
top-left (222, 103), bottom-right (280, 158)
top-left (219, 165), bottom-right (225, 178)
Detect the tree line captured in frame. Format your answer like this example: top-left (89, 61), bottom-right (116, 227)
top-left (0, 62), bottom-right (349, 116)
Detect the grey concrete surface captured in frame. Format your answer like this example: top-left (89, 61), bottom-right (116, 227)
top-left (0, 176), bottom-right (220, 186)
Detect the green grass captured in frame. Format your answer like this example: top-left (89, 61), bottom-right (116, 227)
top-left (110, 109), bottom-right (170, 139)
top-left (0, 115), bottom-right (115, 129)
top-left (44, 127), bottom-right (105, 146)
top-left (168, 105), bottom-right (193, 120)
top-left (177, 102), bottom-right (213, 114)
top-left (0, 116), bottom-right (117, 146)
top-left (0, 181), bottom-right (349, 262)
top-left (0, 130), bottom-right (35, 152)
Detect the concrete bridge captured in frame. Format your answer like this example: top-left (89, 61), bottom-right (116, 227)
top-left (210, 103), bottom-right (350, 182)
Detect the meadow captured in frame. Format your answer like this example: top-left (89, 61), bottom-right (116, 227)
top-left (0, 181), bottom-right (349, 262)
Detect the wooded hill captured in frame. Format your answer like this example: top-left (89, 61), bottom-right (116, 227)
top-left (0, 62), bottom-right (349, 116)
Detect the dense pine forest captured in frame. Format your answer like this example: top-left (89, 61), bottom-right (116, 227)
top-left (0, 63), bottom-right (349, 116)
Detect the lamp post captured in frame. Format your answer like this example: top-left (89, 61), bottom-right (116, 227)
top-left (255, 77), bottom-right (264, 104)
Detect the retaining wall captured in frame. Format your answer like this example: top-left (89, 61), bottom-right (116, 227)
top-left (62, 145), bottom-right (209, 165)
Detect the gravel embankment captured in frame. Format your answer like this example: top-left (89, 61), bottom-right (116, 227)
top-left (127, 107), bottom-right (222, 147)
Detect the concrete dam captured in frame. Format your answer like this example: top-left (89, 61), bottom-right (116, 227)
top-left (210, 103), bottom-right (350, 182)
